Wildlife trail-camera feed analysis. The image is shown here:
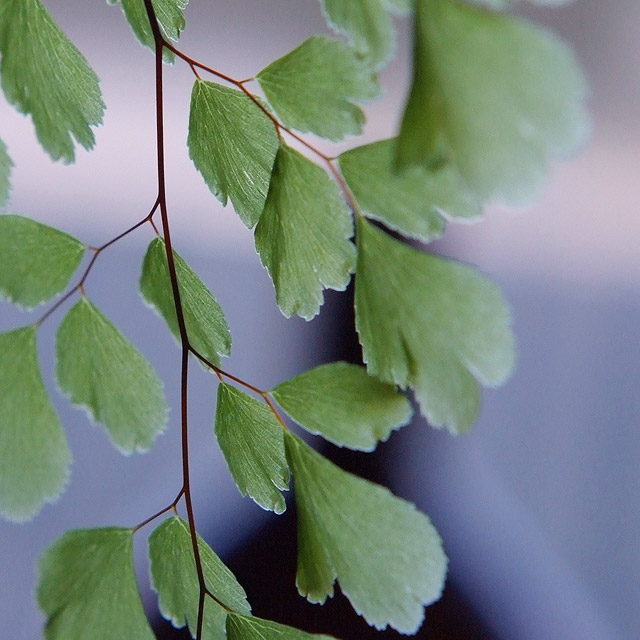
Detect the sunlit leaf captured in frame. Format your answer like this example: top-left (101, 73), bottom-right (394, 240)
top-left (0, 138), bottom-right (11, 207)
top-left (397, 0), bottom-right (588, 204)
top-left (227, 613), bottom-right (337, 640)
top-left (286, 433), bottom-right (447, 634)
top-left (149, 516), bottom-right (251, 640)
top-left (215, 383), bottom-right (289, 514)
top-left (188, 80), bottom-right (278, 228)
top-left (107, 0), bottom-right (188, 63)
top-left (0, 0), bottom-right (104, 162)
top-left (257, 36), bottom-right (379, 141)
top-left (272, 362), bottom-right (412, 451)
top-left (355, 219), bottom-right (515, 434)
top-left (140, 237), bottom-right (231, 366)
top-left (0, 326), bottom-right (71, 522)
top-left (56, 297), bottom-right (168, 453)
top-left (38, 528), bottom-right (155, 640)
top-left (255, 143), bottom-right (356, 320)
top-left (319, 0), bottom-right (395, 69)
top-left (339, 138), bottom-right (481, 242)
top-left (0, 215), bottom-right (85, 308)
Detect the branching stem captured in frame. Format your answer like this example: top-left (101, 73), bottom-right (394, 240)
top-left (36, 204), bottom-right (158, 327)
top-left (189, 346), bottom-right (289, 429)
top-left (142, 2), bottom-right (215, 637)
top-left (132, 487), bottom-right (184, 533)
top-left (68, 7), bottom-right (360, 636)
top-left (163, 40), bottom-right (365, 217)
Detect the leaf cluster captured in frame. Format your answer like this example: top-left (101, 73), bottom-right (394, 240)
top-left (0, 0), bottom-right (587, 639)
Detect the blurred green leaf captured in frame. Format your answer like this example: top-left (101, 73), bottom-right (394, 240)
top-left (108, 0), bottom-right (188, 63)
top-left (255, 143), bottom-right (356, 320)
top-left (227, 613), bottom-right (338, 640)
top-left (469, 0), bottom-right (573, 8)
top-left (56, 297), bottom-right (168, 453)
top-left (286, 433), bottom-right (447, 634)
top-left (0, 326), bottom-right (71, 522)
top-left (339, 138), bottom-right (481, 242)
top-left (215, 383), bottom-right (289, 514)
top-left (188, 80), bottom-right (279, 227)
top-left (149, 516), bottom-right (251, 640)
top-left (397, 0), bottom-right (588, 204)
top-left (0, 138), bottom-right (11, 207)
top-left (38, 528), bottom-right (155, 640)
top-left (355, 218), bottom-right (515, 434)
top-left (140, 237), bottom-right (231, 366)
top-left (0, 0), bottom-right (104, 162)
top-left (272, 361), bottom-right (412, 451)
top-left (0, 215), bottom-right (85, 309)
top-left (382, 0), bottom-right (414, 13)
top-left (257, 36), bottom-right (379, 141)
top-left (319, 0), bottom-right (395, 69)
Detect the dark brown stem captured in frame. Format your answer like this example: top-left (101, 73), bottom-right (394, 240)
top-left (163, 40), bottom-right (364, 217)
top-left (132, 488), bottom-right (184, 533)
top-left (189, 347), bottom-right (265, 396)
top-left (141, 2), bottom-right (208, 637)
top-left (189, 346), bottom-right (289, 430)
top-left (36, 204), bottom-right (158, 327)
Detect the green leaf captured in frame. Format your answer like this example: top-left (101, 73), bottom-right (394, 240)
top-left (285, 433), bottom-right (447, 634)
top-left (272, 362), bottom-right (412, 451)
top-left (255, 143), bottom-right (356, 320)
top-left (397, 0), bottom-right (588, 204)
top-left (0, 326), bottom-right (71, 522)
top-left (227, 613), bottom-right (337, 640)
top-left (355, 218), bottom-right (515, 434)
top-left (0, 138), bottom-right (11, 207)
top-left (187, 80), bottom-right (279, 228)
top-left (339, 138), bottom-right (481, 242)
top-left (108, 0), bottom-right (188, 63)
top-left (257, 36), bottom-right (379, 141)
top-left (56, 297), bottom-right (168, 453)
top-left (140, 237), bottom-right (231, 366)
top-left (0, 0), bottom-right (104, 162)
top-left (0, 215), bottom-right (85, 308)
top-left (215, 383), bottom-right (289, 514)
top-left (149, 516), bottom-right (251, 640)
top-left (319, 0), bottom-right (395, 70)
top-left (38, 528), bottom-right (155, 640)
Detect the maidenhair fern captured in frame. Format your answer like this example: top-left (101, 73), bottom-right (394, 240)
top-left (0, 0), bottom-right (588, 638)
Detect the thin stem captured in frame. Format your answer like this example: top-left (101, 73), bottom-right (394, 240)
top-left (142, 2), bottom-right (208, 638)
top-left (189, 347), bottom-right (265, 396)
top-left (189, 346), bottom-right (289, 430)
top-left (36, 206), bottom-right (158, 327)
top-left (164, 40), bottom-right (364, 216)
top-left (163, 41), bottom-right (240, 87)
top-left (132, 488), bottom-right (184, 533)
top-left (262, 393), bottom-right (289, 431)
